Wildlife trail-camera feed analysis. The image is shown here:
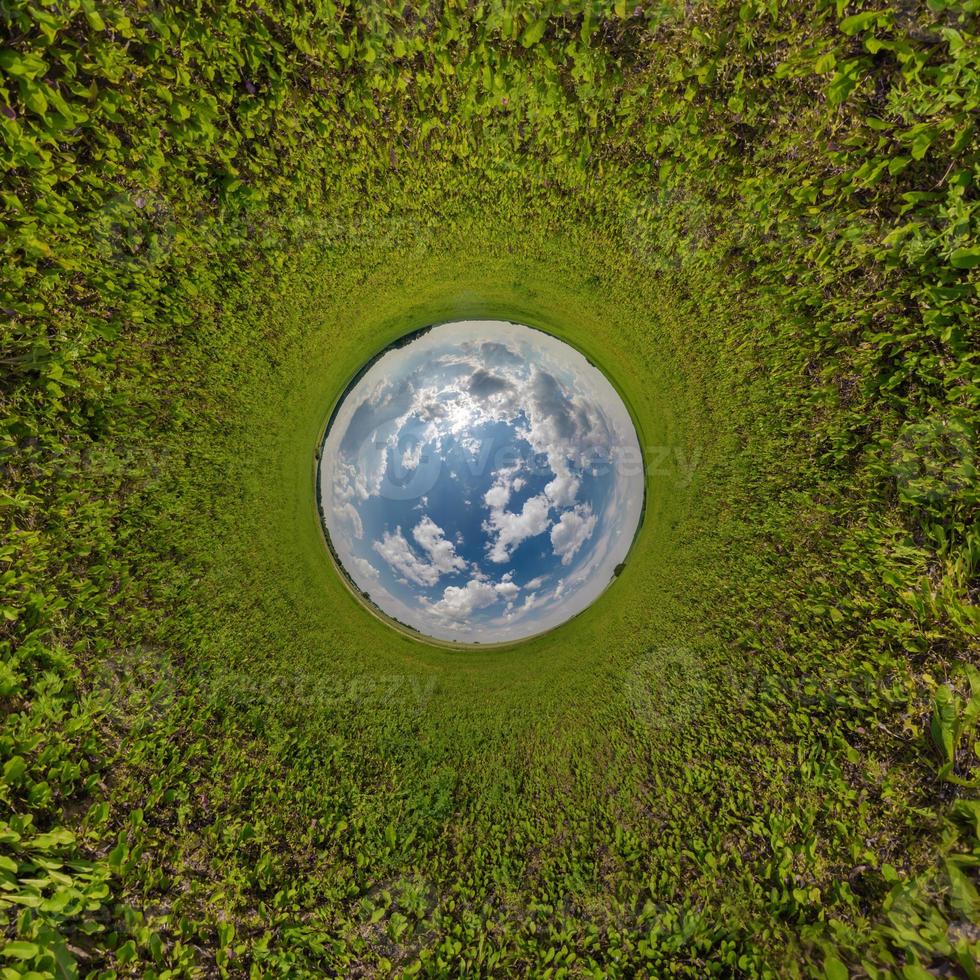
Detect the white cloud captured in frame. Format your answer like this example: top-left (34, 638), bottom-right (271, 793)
top-left (335, 501), bottom-right (364, 539)
top-left (484, 493), bottom-right (552, 563)
top-left (544, 461), bottom-right (580, 509)
top-left (472, 363), bottom-right (605, 567)
top-left (373, 517), bottom-right (466, 587)
top-left (483, 463), bottom-right (527, 512)
top-left (401, 439), bottom-right (424, 472)
top-left (351, 556), bottom-right (380, 581)
top-left (374, 528), bottom-right (439, 586)
top-left (524, 576), bottom-right (545, 590)
top-left (484, 484), bottom-right (510, 509)
top-left (412, 516), bottom-right (468, 577)
top-left (425, 576), bottom-right (519, 622)
top-left (551, 505), bottom-right (597, 565)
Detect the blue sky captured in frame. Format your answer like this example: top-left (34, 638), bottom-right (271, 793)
top-left (317, 320), bottom-right (644, 642)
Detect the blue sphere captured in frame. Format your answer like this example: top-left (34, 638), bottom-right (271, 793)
top-left (318, 320), bottom-right (644, 642)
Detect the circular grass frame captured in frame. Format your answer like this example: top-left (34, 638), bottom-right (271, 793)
top-left (189, 221), bottom-right (719, 727)
top-left (312, 318), bottom-right (651, 650)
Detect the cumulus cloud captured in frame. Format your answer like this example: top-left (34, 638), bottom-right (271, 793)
top-left (373, 528), bottom-right (439, 587)
top-left (468, 368), bottom-right (514, 400)
top-left (481, 458), bottom-right (561, 562)
top-left (544, 461), bottom-right (580, 509)
top-left (477, 340), bottom-right (525, 370)
top-left (481, 449), bottom-right (579, 561)
top-left (338, 377), bottom-right (416, 458)
top-left (426, 575), bottom-right (520, 622)
top-left (373, 517), bottom-right (465, 587)
top-left (484, 493), bottom-right (552, 563)
top-left (484, 484), bottom-right (510, 509)
top-left (531, 370), bottom-right (578, 441)
top-left (335, 500), bottom-right (364, 539)
top-left (412, 516), bottom-right (468, 576)
top-left (400, 437), bottom-right (426, 472)
top-left (551, 505), bottom-right (597, 565)
top-left (351, 556), bottom-right (380, 581)
top-left (483, 464), bottom-right (525, 511)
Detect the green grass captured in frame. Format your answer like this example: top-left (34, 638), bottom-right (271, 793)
top-left (185, 218), bottom-right (699, 705)
top-left (1, 1), bottom-right (977, 976)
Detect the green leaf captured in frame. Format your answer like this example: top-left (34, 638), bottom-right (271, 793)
top-left (83, 1), bottom-right (106, 31)
top-left (108, 840), bottom-right (128, 869)
top-left (945, 858), bottom-right (979, 917)
top-left (949, 799), bottom-right (980, 839)
top-left (814, 51), bottom-right (837, 74)
top-left (839, 11), bottom-right (883, 35)
top-left (909, 128), bottom-right (935, 161)
top-left (930, 686), bottom-right (959, 764)
top-left (950, 247), bottom-right (980, 269)
top-left (116, 940), bottom-right (137, 964)
top-left (2, 941), bottom-right (39, 960)
top-left (0, 49), bottom-right (48, 79)
top-left (22, 82), bottom-right (49, 116)
top-left (521, 18), bottom-right (548, 48)
top-left (822, 954), bottom-right (848, 980)
top-left (826, 61), bottom-right (863, 105)
top-left (3, 756), bottom-right (27, 785)
top-left (29, 828), bottom-right (75, 850)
